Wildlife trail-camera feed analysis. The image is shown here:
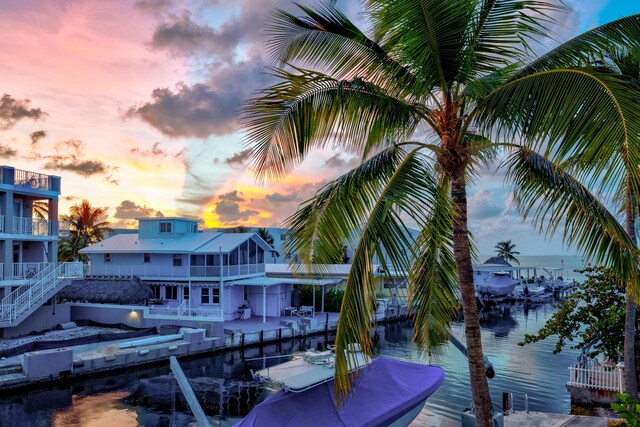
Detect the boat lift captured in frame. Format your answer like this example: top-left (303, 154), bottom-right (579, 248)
top-left (449, 334), bottom-right (495, 379)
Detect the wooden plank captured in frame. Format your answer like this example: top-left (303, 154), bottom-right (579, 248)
top-left (169, 356), bottom-right (211, 427)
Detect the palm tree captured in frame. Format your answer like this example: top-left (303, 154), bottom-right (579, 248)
top-left (507, 46), bottom-right (640, 398)
top-left (59, 200), bottom-right (110, 262)
top-left (242, 3), bottom-right (640, 424)
top-left (257, 228), bottom-right (280, 262)
top-left (32, 200), bottom-right (48, 220)
top-left (494, 240), bottom-right (520, 265)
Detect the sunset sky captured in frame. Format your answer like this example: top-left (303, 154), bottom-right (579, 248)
top-left (1, 0), bottom-right (638, 255)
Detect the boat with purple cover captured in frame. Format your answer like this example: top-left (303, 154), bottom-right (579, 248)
top-left (234, 356), bottom-right (444, 427)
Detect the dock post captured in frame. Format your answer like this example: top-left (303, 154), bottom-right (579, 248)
top-left (169, 356), bottom-right (211, 427)
top-left (260, 330), bottom-right (264, 346)
top-left (278, 328), bottom-right (282, 343)
top-left (241, 333), bottom-right (245, 348)
top-left (502, 392), bottom-right (509, 415)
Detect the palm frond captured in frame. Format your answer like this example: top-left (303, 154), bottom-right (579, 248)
top-left (475, 67), bottom-right (640, 198)
top-left (242, 68), bottom-right (422, 180)
top-left (505, 149), bottom-right (640, 295)
top-left (513, 14), bottom-right (640, 78)
top-left (409, 178), bottom-right (459, 354)
top-left (284, 145), bottom-right (443, 401)
top-left (266, 3), bottom-right (421, 99)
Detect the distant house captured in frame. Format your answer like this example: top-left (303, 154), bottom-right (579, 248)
top-left (77, 217), bottom-right (335, 328)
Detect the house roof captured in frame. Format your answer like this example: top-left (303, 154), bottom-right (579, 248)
top-left (265, 263), bottom-right (354, 277)
top-left (79, 233), bottom-right (220, 254)
top-left (483, 257), bottom-right (512, 266)
top-left (79, 232), bottom-right (272, 255)
top-left (193, 233), bottom-right (272, 253)
top-left (228, 276), bottom-right (339, 287)
top-left (59, 276), bottom-right (153, 304)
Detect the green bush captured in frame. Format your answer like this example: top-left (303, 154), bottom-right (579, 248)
top-left (612, 393), bottom-right (640, 426)
top-left (297, 286), bottom-right (344, 312)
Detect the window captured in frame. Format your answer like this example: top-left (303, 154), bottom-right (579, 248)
top-left (191, 224), bottom-right (197, 233)
top-left (201, 287), bottom-right (220, 304)
top-left (201, 288), bottom-right (210, 304)
top-left (165, 285), bottom-right (178, 300)
top-left (144, 253), bottom-right (150, 263)
top-left (104, 253), bottom-right (111, 263)
top-left (160, 222), bottom-right (172, 233)
top-left (173, 254), bottom-right (182, 267)
top-left (183, 286), bottom-right (189, 300)
top-left (150, 285), bottom-right (161, 299)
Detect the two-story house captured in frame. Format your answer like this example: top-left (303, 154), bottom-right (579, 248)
top-left (0, 166), bottom-right (82, 337)
top-left (77, 218), bottom-right (334, 329)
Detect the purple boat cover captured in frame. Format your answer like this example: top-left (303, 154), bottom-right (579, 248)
top-left (234, 358), bottom-right (444, 427)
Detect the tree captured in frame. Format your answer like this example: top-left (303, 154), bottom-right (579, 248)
top-left (242, 3), bottom-right (640, 424)
top-left (494, 240), bottom-right (520, 265)
top-left (32, 200), bottom-right (48, 220)
top-left (506, 46), bottom-right (640, 397)
top-left (59, 200), bottom-right (110, 262)
top-left (519, 266), bottom-right (627, 361)
top-left (257, 228), bottom-right (280, 262)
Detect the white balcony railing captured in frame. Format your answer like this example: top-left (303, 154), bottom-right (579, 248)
top-left (12, 217), bottom-right (50, 236)
top-left (13, 169), bottom-right (51, 191)
top-left (88, 263), bottom-right (266, 279)
top-left (13, 262), bottom-right (49, 279)
top-left (567, 364), bottom-right (624, 392)
top-left (146, 304), bottom-right (222, 321)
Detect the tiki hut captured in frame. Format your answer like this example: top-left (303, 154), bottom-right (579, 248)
top-left (482, 256), bottom-right (512, 267)
top-left (58, 276), bottom-right (153, 305)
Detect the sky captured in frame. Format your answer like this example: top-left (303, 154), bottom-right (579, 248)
top-left (0, 0), bottom-right (638, 256)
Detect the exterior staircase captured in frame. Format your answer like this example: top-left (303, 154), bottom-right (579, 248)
top-left (0, 262), bottom-right (83, 326)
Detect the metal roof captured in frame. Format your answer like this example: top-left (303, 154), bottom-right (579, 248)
top-left (193, 233), bottom-right (272, 254)
top-left (265, 263), bottom-right (354, 277)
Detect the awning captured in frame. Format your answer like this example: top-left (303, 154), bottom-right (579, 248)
top-left (227, 277), bottom-right (338, 288)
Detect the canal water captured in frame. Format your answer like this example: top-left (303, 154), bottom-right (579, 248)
top-left (0, 301), bottom-right (580, 427)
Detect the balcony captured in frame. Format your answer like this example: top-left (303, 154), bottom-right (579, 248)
top-left (12, 217), bottom-right (51, 236)
top-left (0, 167), bottom-right (59, 192)
top-left (87, 263), bottom-right (266, 279)
top-left (13, 262), bottom-right (49, 279)
top-left (59, 220), bottom-right (70, 238)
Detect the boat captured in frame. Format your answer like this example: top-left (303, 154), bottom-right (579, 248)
top-left (234, 348), bottom-right (445, 427)
top-left (475, 271), bottom-right (518, 297)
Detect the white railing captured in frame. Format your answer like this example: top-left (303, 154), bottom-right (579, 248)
top-left (13, 262), bottom-right (49, 279)
top-left (88, 263), bottom-right (266, 279)
top-left (13, 169), bottom-right (51, 191)
top-left (146, 304), bottom-right (222, 321)
top-left (89, 264), bottom-right (189, 278)
top-left (12, 217), bottom-right (50, 236)
top-left (0, 262), bottom-right (83, 323)
top-left (567, 364), bottom-right (624, 392)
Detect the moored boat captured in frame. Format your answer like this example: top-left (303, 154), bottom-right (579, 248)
top-left (235, 350), bottom-right (444, 427)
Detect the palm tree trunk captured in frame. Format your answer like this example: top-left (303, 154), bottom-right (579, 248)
top-left (625, 184), bottom-right (638, 397)
top-left (451, 173), bottom-right (493, 426)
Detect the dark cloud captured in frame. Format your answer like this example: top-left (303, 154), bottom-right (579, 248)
top-left (130, 141), bottom-right (168, 157)
top-left (176, 192), bottom-right (215, 206)
top-left (43, 157), bottom-right (110, 177)
top-left (225, 149), bottom-right (252, 166)
top-left (41, 138), bottom-right (115, 178)
top-left (125, 81), bottom-right (241, 138)
top-left (134, 0), bottom-right (173, 16)
top-left (265, 192), bottom-right (298, 204)
top-left (114, 200), bottom-right (163, 219)
top-left (213, 190), bottom-right (258, 224)
top-left (30, 130), bottom-right (46, 145)
top-left (0, 143), bottom-right (17, 158)
top-left (0, 94), bottom-right (47, 130)
top-left (323, 153), bottom-right (360, 169)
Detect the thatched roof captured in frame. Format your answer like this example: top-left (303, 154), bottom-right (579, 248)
top-left (58, 276), bottom-right (153, 305)
top-left (483, 257), bottom-right (512, 266)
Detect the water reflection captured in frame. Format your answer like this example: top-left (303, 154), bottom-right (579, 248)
top-left (0, 301), bottom-right (580, 427)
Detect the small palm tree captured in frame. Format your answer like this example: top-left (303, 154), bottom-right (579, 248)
top-left (494, 240), bottom-right (520, 265)
top-left (59, 200), bottom-right (110, 262)
top-left (242, 2), bottom-right (640, 424)
top-left (257, 228), bottom-right (280, 262)
top-left (32, 200), bottom-right (48, 220)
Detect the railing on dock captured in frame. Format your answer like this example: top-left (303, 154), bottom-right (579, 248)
top-left (567, 364), bottom-right (624, 392)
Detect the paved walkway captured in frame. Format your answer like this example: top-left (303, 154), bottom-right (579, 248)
top-left (505, 411), bottom-right (614, 426)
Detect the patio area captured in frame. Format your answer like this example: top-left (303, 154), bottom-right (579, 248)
top-left (223, 311), bottom-right (340, 335)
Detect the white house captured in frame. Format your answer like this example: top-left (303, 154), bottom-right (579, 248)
top-left (78, 217), bottom-right (335, 325)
